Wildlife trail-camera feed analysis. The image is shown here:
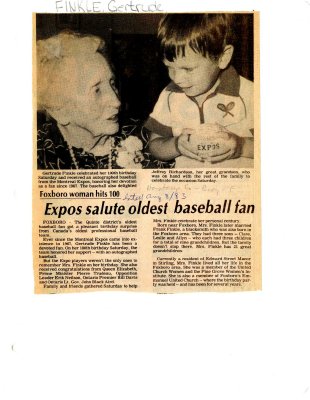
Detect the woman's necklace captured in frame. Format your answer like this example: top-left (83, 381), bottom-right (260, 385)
top-left (67, 143), bottom-right (79, 169)
top-left (59, 123), bottom-right (116, 169)
top-left (108, 136), bottom-right (115, 169)
top-left (66, 136), bottom-right (115, 169)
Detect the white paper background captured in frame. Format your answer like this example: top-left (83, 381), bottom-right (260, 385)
top-left (1, 0), bottom-right (310, 399)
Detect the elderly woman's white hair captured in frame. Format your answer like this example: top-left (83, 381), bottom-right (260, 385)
top-left (36, 31), bottom-right (105, 113)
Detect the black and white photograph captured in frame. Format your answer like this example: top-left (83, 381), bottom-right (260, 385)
top-left (36, 13), bottom-right (255, 169)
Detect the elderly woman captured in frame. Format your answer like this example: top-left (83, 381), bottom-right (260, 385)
top-left (37, 31), bottom-right (168, 169)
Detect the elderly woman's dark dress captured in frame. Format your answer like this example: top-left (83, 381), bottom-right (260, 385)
top-left (37, 114), bottom-right (174, 169)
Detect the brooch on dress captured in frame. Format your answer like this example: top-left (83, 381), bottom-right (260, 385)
top-left (115, 136), bottom-right (144, 169)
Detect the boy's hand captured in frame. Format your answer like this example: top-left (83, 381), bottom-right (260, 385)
top-left (182, 123), bottom-right (245, 163)
top-left (176, 133), bottom-right (205, 161)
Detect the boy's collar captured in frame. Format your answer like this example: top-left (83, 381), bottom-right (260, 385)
top-left (216, 66), bottom-right (240, 96)
top-left (167, 66), bottom-right (240, 97)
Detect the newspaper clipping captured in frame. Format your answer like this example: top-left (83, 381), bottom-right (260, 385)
top-left (33, 12), bottom-right (260, 293)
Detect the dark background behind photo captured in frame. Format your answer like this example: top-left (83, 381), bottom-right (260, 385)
top-left (36, 13), bottom-right (254, 121)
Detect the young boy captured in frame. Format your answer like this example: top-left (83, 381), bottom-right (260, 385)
top-left (145, 14), bottom-right (254, 168)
